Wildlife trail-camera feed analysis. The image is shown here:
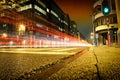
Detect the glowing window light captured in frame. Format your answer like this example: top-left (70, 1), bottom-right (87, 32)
top-left (64, 37), bottom-right (69, 41)
top-left (22, 40), bottom-right (26, 45)
top-left (19, 24), bottom-right (26, 31)
top-left (9, 41), bottom-right (14, 45)
top-left (2, 33), bottom-right (7, 38)
top-left (46, 8), bottom-right (49, 12)
top-left (17, 4), bottom-right (32, 12)
top-left (19, 0), bottom-right (29, 4)
top-left (36, 0), bottom-right (46, 8)
top-left (51, 10), bottom-right (58, 18)
top-left (36, 24), bottom-right (43, 27)
top-left (35, 5), bottom-right (46, 15)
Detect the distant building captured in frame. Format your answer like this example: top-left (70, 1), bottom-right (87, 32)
top-left (70, 21), bottom-right (78, 37)
top-left (93, 0), bottom-right (118, 46)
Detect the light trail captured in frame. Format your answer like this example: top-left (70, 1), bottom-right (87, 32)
top-left (0, 47), bottom-right (85, 54)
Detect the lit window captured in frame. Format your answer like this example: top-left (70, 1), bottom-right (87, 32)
top-left (3, 24), bottom-right (7, 27)
top-left (17, 4), bottom-right (32, 12)
top-left (64, 21), bottom-right (68, 25)
top-left (36, 24), bottom-right (43, 27)
top-left (58, 18), bottom-right (61, 21)
top-left (46, 8), bottom-right (49, 12)
top-left (9, 41), bottom-right (14, 45)
top-left (19, 0), bottom-right (29, 3)
top-left (51, 10), bottom-right (58, 18)
top-left (36, 0), bottom-right (46, 8)
top-left (35, 5), bottom-right (46, 15)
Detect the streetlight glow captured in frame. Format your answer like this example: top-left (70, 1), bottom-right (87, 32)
top-left (2, 33), bottom-right (7, 38)
top-left (19, 24), bottom-right (25, 31)
top-left (18, 24), bottom-right (26, 35)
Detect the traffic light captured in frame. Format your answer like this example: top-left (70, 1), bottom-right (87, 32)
top-left (102, 0), bottom-right (111, 15)
top-left (114, 31), bottom-right (117, 34)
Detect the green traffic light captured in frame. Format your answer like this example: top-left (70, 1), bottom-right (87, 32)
top-left (102, 0), bottom-right (111, 15)
top-left (102, 7), bottom-right (110, 15)
top-left (114, 31), bottom-right (117, 34)
top-left (104, 7), bottom-right (109, 13)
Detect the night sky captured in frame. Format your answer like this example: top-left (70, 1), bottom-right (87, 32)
top-left (54, 0), bottom-right (94, 41)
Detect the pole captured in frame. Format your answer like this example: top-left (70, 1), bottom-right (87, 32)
top-left (115, 33), bottom-right (117, 45)
top-left (91, 15), bottom-right (95, 46)
top-left (107, 26), bottom-right (111, 46)
top-left (106, 17), bottom-right (111, 46)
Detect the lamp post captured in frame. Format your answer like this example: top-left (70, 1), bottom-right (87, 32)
top-left (106, 17), bottom-right (111, 46)
top-left (91, 14), bottom-right (95, 46)
top-left (90, 32), bottom-right (94, 45)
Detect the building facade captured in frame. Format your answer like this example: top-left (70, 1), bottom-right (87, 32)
top-left (0, 0), bottom-right (81, 47)
top-left (93, 0), bottom-right (118, 46)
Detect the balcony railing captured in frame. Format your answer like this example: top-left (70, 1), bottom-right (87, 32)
top-left (94, 10), bottom-right (116, 20)
top-left (95, 23), bottom-right (118, 32)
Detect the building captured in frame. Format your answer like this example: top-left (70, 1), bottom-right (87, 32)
top-left (0, 0), bottom-right (82, 47)
top-left (93, 0), bottom-right (118, 46)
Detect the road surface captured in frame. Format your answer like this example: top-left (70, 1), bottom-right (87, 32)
top-left (0, 47), bottom-right (87, 79)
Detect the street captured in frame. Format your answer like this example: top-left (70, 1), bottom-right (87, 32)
top-left (0, 0), bottom-right (120, 80)
top-left (0, 46), bottom-right (120, 80)
top-left (0, 47), bottom-right (86, 79)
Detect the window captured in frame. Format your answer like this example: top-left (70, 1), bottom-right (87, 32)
top-left (103, 17), bottom-right (106, 25)
top-left (19, 0), bottom-right (29, 4)
top-left (36, 0), bottom-right (46, 8)
top-left (111, 0), bottom-right (116, 10)
top-left (94, 22), bottom-right (97, 27)
top-left (17, 4), bottom-right (32, 12)
top-left (98, 19), bottom-right (101, 26)
top-left (51, 10), bottom-right (58, 18)
top-left (63, 21), bottom-right (68, 26)
top-left (46, 8), bottom-right (49, 12)
top-left (109, 17), bottom-right (113, 24)
top-left (113, 16), bottom-right (117, 23)
top-left (35, 5), bottom-right (46, 15)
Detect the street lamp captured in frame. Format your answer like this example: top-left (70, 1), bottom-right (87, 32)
top-left (2, 33), bottom-right (7, 38)
top-left (18, 24), bottom-right (26, 35)
top-left (19, 24), bottom-right (25, 31)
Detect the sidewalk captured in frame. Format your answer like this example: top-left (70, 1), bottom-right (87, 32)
top-left (93, 46), bottom-right (120, 80)
top-left (49, 46), bottom-right (120, 80)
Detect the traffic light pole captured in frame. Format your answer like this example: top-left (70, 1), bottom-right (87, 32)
top-left (102, 0), bottom-right (111, 46)
top-left (106, 17), bottom-right (111, 47)
top-left (107, 24), bottom-right (111, 46)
